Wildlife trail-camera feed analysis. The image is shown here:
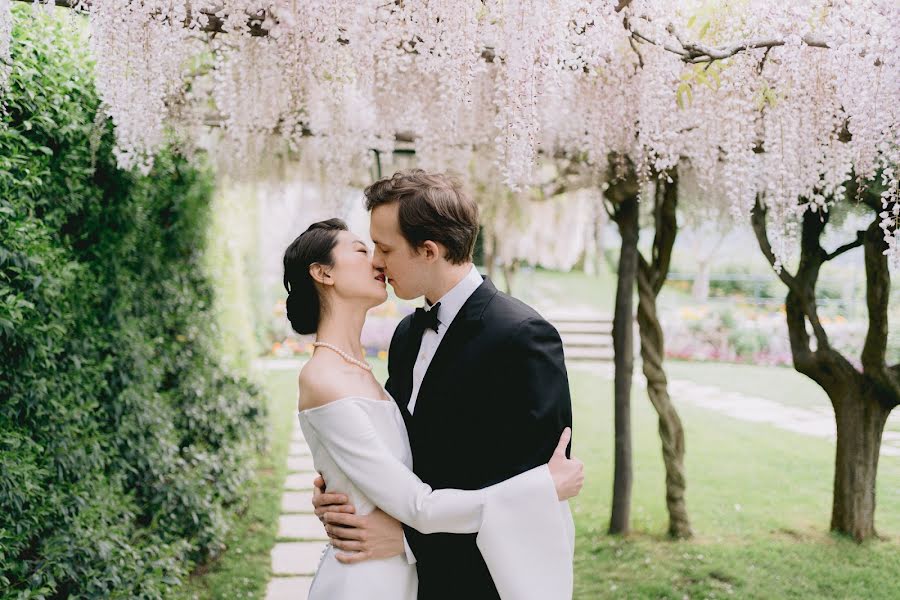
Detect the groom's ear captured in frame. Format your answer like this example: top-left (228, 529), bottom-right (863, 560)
top-left (420, 240), bottom-right (443, 262)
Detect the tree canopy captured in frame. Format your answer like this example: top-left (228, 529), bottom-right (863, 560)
top-left (1, 1), bottom-right (897, 267)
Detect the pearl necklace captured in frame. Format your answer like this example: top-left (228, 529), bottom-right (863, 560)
top-left (312, 342), bottom-right (373, 371)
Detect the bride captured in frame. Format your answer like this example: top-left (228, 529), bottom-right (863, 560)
top-left (283, 218), bottom-right (584, 599)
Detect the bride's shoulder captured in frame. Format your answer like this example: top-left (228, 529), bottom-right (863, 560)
top-left (297, 357), bottom-right (367, 412)
top-left (298, 360), bottom-right (336, 411)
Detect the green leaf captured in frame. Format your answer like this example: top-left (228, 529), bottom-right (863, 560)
top-left (676, 82), bottom-right (693, 108)
top-left (699, 21), bottom-right (711, 40)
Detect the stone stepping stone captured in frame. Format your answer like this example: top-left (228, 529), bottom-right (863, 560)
top-left (289, 442), bottom-right (311, 457)
top-left (284, 473), bottom-right (316, 491)
top-left (282, 490), bottom-right (315, 513)
top-left (265, 576), bottom-right (314, 600)
top-left (288, 455), bottom-right (316, 473)
top-left (271, 541), bottom-right (328, 576)
top-left (278, 514), bottom-right (328, 540)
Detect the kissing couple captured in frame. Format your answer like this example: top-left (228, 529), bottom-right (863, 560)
top-left (283, 169), bottom-right (584, 599)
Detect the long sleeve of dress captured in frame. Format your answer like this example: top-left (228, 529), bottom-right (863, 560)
top-left (300, 398), bottom-right (552, 535)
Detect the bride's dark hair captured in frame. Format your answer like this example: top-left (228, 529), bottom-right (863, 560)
top-left (283, 218), bottom-right (348, 335)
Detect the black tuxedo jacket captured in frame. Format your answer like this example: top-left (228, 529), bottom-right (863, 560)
top-left (385, 277), bottom-right (573, 600)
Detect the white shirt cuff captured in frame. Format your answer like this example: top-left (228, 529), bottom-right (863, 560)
top-left (402, 532), bottom-right (417, 564)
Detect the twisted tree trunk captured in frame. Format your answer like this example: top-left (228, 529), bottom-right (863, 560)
top-left (751, 193), bottom-right (899, 541)
top-left (635, 173), bottom-right (692, 539)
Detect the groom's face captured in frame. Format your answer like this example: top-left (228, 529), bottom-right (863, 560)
top-left (369, 203), bottom-right (429, 300)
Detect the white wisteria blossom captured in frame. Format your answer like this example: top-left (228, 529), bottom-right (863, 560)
top-left (1, 0), bottom-right (897, 263)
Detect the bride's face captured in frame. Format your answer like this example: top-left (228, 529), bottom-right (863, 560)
top-left (324, 231), bottom-right (388, 307)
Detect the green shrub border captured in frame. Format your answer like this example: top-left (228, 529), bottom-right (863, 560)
top-left (1, 10), bottom-right (266, 598)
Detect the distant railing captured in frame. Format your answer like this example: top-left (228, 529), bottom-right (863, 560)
top-left (663, 272), bottom-right (865, 313)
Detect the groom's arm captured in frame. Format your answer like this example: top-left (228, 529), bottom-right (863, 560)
top-left (504, 316), bottom-right (573, 467)
top-left (311, 477), bottom-right (408, 564)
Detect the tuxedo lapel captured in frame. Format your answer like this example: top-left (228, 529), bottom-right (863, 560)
top-left (413, 278), bottom-right (498, 417)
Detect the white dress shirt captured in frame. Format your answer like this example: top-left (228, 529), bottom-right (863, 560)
top-left (407, 264), bottom-right (483, 415)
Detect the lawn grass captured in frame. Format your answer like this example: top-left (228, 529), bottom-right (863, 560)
top-left (181, 357), bottom-right (899, 599)
top-left (568, 364), bottom-right (900, 599)
top-left (496, 265), bottom-right (619, 313)
top-left (176, 367), bottom-right (299, 600)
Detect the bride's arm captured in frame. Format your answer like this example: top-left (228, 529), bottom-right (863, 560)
top-left (303, 400), bottom-right (572, 535)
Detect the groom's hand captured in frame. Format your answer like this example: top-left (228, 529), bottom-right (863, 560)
top-left (324, 508), bottom-right (404, 564)
top-left (311, 473), bottom-right (356, 531)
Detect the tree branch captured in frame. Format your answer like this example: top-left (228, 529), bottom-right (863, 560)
top-left (750, 196), bottom-right (802, 295)
top-left (649, 171), bottom-right (677, 294)
top-left (861, 217), bottom-right (890, 376)
top-left (629, 25), bottom-right (690, 59)
top-left (628, 35), bottom-right (645, 68)
top-left (680, 34), bottom-right (829, 63)
top-left (628, 18), bottom-right (830, 64)
top-left (824, 230), bottom-right (866, 262)
top-left (889, 364), bottom-right (900, 408)
top-left (15, 0), bottom-right (273, 36)
top-left (795, 209), bottom-right (834, 353)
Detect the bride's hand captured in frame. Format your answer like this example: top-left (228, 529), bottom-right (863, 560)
top-left (548, 427), bottom-right (584, 500)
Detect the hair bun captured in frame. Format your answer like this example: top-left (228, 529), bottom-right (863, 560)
top-left (285, 286), bottom-right (318, 335)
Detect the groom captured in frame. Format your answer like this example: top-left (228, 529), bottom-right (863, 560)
top-left (311, 169), bottom-right (574, 599)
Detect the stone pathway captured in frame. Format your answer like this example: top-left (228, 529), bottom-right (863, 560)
top-left (572, 362), bottom-right (900, 457)
top-left (264, 414), bottom-right (327, 600)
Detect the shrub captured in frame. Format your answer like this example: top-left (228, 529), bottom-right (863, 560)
top-left (0, 9), bottom-right (264, 598)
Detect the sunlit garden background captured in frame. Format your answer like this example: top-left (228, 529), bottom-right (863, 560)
top-left (2, 2), bottom-right (898, 599)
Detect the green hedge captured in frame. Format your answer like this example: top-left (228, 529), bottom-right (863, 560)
top-left (0, 10), bottom-right (265, 598)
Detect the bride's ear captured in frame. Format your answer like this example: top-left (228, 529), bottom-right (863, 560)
top-left (309, 263), bottom-right (334, 286)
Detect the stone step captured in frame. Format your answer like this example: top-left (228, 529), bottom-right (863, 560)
top-left (265, 576), bottom-right (314, 600)
top-left (282, 490), bottom-right (315, 513)
top-left (287, 455), bottom-right (316, 473)
top-left (278, 514), bottom-right (329, 540)
top-left (271, 542), bottom-right (328, 576)
top-left (285, 473), bottom-right (317, 491)
top-left (565, 347), bottom-right (615, 361)
top-left (553, 321), bottom-right (613, 335)
top-left (542, 309), bottom-right (612, 321)
top-left (560, 333), bottom-right (613, 348)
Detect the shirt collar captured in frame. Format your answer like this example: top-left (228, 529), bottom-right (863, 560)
top-left (425, 264), bottom-right (483, 329)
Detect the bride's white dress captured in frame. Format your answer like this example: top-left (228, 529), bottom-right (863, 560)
top-left (297, 391), bottom-right (575, 600)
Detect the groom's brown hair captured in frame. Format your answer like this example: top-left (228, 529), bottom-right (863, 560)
top-left (364, 169), bottom-right (479, 265)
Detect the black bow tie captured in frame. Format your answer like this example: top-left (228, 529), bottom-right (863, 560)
top-left (412, 302), bottom-right (441, 334)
